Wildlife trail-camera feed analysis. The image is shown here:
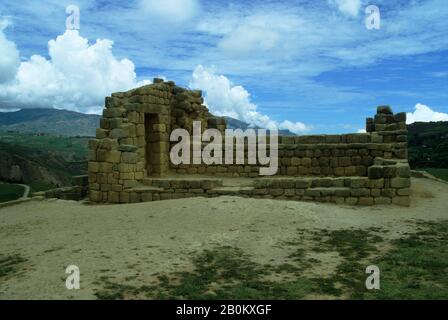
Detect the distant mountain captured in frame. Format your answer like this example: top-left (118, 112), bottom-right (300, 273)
top-left (408, 121), bottom-right (448, 168)
top-left (0, 109), bottom-right (295, 137)
top-left (224, 116), bottom-right (296, 136)
top-left (0, 108), bottom-right (100, 137)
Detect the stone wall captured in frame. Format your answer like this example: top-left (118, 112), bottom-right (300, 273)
top-left (170, 105), bottom-right (408, 179)
top-left (88, 81), bottom-right (411, 206)
top-left (88, 79), bottom-right (225, 203)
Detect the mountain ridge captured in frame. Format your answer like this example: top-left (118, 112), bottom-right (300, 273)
top-left (0, 108), bottom-right (100, 137)
top-left (0, 108), bottom-right (296, 136)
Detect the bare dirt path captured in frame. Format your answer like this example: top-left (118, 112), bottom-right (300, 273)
top-left (17, 184), bottom-right (30, 198)
top-left (0, 177), bottom-right (447, 299)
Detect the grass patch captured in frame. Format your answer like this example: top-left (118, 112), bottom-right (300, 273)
top-left (0, 254), bottom-right (27, 278)
top-left (361, 221), bottom-right (448, 299)
top-left (94, 222), bottom-right (448, 300)
top-left (95, 246), bottom-right (335, 300)
top-left (0, 183), bottom-right (24, 202)
top-left (29, 181), bottom-right (57, 193)
top-left (421, 168), bottom-right (448, 182)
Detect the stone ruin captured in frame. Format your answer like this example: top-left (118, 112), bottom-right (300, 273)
top-left (85, 78), bottom-right (411, 206)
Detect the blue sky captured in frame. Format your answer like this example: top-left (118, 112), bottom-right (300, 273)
top-left (0, 0), bottom-right (447, 133)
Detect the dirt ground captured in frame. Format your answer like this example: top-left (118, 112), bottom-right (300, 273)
top-left (0, 177), bottom-right (447, 300)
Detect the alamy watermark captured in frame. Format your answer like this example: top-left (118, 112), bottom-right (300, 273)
top-left (65, 265), bottom-right (80, 290)
top-left (170, 121), bottom-right (279, 176)
top-left (66, 5), bottom-right (80, 30)
top-left (365, 5), bottom-right (381, 30)
top-left (365, 265), bottom-right (380, 290)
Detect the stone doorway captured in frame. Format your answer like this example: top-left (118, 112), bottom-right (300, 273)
top-left (145, 113), bottom-right (168, 176)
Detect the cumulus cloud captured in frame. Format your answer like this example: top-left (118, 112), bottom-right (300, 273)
top-left (219, 25), bottom-right (279, 56)
top-left (406, 103), bottom-right (448, 124)
top-left (0, 19), bottom-right (20, 83)
top-left (140, 0), bottom-right (200, 23)
top-left (0, 30), bottom-right (150, 114)
top-left (328, 0), bottom-right (362, 17)
top-left (215, 12), bottom-right (301, 57)
top-left (190, 65), bottom-right (310, 134)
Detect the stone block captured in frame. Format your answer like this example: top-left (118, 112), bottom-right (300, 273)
top-left (88, 162), bottom-right (99, 173)
top-left (381, 188), bottom-right (396, 197)
top-left (305, 189), bottom-right (321, 197)
top-left (396, 164), bottom-right (410, 178)
top-left (397, 188), bottom-right (410, 196)
top-left (118, 144), bottom-right (138, 152)
top-left (334, 167), bottom-right (345, 176)
top-left (96, 128), bottom-right (108, 139)
top-left (368, 165), bottom-right (383, 179)
top-left (358, 197), bottom-right (374, 206)
top-left (394, 112), bottom-right (406, 122)
top-left (109, 128), bottom-right (126, 139)
top-left (351, 188), bottom-right (370, 197)
top-left (108, 191), bottom-right (120, 203)
top-left (89, 190), bottom-right (102, 202)
top-left (382, 166), bottom-right (397, 178)
top-left (345, 197), bottom-right (358, 205)
top-left (99, 162), bottom-right (113, 173)
top-left (350, 177), bottom-right (368, 188)
top-left (119, 192), bottom-right (130, 203)
top-left (106, 151), bottom-right (121, 163)
top-left (72, 175), bottom-right (88, 186)
top-left (377, 105), bottom-right (393, 114)
top-left (122, 152), bottom-right (138, 164)
top-left (390, 178), bottom-right (410, 188)
top-left (88, 139), bottom-right (100, 150)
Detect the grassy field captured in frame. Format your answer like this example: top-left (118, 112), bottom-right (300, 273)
top-left (0, 183), bottom-right (24, 203)
top-left (94, 220), bottom-right (448, 300)
top-left (422, 168), bottom-right (448, 182)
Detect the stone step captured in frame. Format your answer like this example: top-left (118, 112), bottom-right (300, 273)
top-left (209, 186), bottom-right (254, 195)
top-left (304, 187), bottom-right (351, 197)
top-left (130, 185), bottom-right (164, 193)
top-left (142, 177), bottom-right (223, 190)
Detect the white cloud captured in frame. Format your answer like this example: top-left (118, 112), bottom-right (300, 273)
top-left (140, 0), bottom-right (200, 23)
top-left (329, 0), bottom-right (362, 17)
top-left (0, 19), bottom-right (20, 83)
top-left (406, 103), bottom-right (448, 124)
top-left (219, 25), bottom-right (279, 56)
top-left (357, 129), bottom-right (367, 133)
top-left (0, 30), bottom-right (150, 114)
top-left (190, 65), bottom-right (310, 134)
top-left (211, 11), bottom-right (302, 58)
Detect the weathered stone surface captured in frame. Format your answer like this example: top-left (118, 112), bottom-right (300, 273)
top-left (390, 178), bottom-right (411, 188)
top-left (118, 144), bottom-right (138, 152)
top-left (90, 84), bottom-right (410, 207)
top-left (377, 105), bottom-right (393, 114)
top-left (121, 152), bottom-right (138, 164)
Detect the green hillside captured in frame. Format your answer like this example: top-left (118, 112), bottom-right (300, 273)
top-left (408, 121), bottom-right (448, 169)
top-left (0, 131), bottom-right (88, 188)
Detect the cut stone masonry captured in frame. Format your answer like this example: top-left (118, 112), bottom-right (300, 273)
top-left (86, 79), bottom-right (411, 206)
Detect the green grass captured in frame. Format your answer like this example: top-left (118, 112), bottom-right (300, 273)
top-left (95, 247), bottom-right (331, 300)
top-left (0, 254), bottom-right (27, 278)
top-left (421, 168), bottom-right (448, 182)
top-left (361, 221), bottom-right (448, 300)
top-left (94, 222), bottom-right (448, 300)
top-left (29, 181), bottom-right (57, 193)
top-left (0, 183), bottom-right (24, 202)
